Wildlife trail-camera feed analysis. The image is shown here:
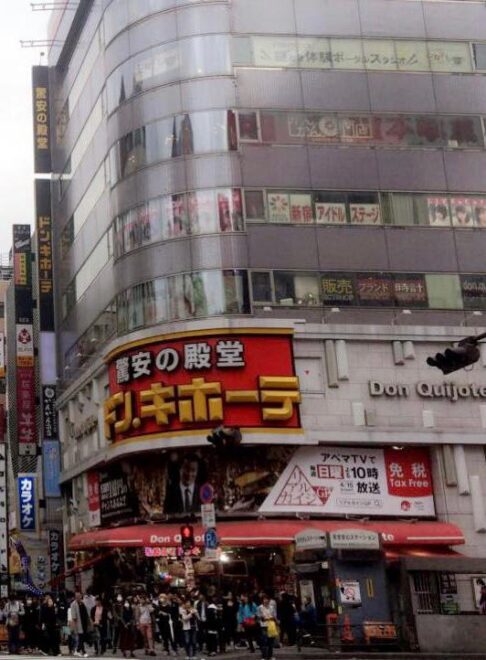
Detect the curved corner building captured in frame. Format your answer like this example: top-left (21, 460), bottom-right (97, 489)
top-left (47, 0), bottom-right (486, 651)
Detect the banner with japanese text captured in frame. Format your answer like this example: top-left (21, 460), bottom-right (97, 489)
top-left (32, 66), bottom-right (51, 174)
top-left (18, 475), bottom-right (37, 531)
top-left (104, 329), bottom-right (301, 447)
top-left (260, 446), bottom-right (434, 517)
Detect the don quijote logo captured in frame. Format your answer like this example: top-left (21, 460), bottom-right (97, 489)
top-left (150, 533), bottom-right (204, 545)
top-left (18, 328), bottom-right (32, 345)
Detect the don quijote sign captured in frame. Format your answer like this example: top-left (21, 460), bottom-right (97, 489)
top-left (149, 533), bottom-right (205, 546)
top-left (370, 380), bottom-right (486, 402)
top-left (103, 329), bottom-right (301, 448)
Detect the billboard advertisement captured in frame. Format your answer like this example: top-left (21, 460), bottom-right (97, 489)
top-left (88, 445), bottom-right (434, 525)
top-left (87, 472), bottom-right (101, 528)
top-left (104, 329), bottom-right (301, 447)
top-left (260, 446), bottom-right (435, 517)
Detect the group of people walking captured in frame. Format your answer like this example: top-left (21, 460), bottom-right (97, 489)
top-left (0, 588), bottom-right (317, 660)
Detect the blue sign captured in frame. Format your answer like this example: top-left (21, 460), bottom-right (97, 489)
top-left (204, 528), bottom-right (218, 550)
top-left (43, 441), bottom-right (61, 497)
top-left (18, 475), bottom-right (36, 531)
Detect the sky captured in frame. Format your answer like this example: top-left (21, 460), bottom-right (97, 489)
top-left (0, 2), bottom-right (49, 255)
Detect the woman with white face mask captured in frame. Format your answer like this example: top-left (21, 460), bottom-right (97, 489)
top-left (119, 599), bottom-right (136, 659)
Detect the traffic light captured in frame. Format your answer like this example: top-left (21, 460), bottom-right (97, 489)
top-left (427, 338), bottom-right (481, 375)
top-left (180, 524), bottom-right (194, 552)
top-left (206, 426), bottom-right (242, 450)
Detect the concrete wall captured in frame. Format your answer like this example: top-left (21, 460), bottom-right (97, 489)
top-left (415, 614), bottom-right (486, 653)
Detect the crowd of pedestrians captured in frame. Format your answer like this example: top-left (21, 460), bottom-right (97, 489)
top-left (0, 588), bottom-right (317, 659)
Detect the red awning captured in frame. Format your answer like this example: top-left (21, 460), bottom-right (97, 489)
top-left (69, 519), bottom-right (464, 550)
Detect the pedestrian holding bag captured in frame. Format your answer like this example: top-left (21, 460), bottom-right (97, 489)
top-left (243, 616), bottom-right (256, 628)
top-left (266, 619), bottom-right (278, 638)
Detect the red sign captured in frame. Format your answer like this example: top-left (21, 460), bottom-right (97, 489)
top-left (385, 447), bottom-right (433, 502)
top-left (104, 330), bottom-right (300, 443)
top-left (16, 366), bottom-right (36, 454)
top-left (87, 472), bottom-right (101, 527)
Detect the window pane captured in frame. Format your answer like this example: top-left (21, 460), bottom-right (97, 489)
top-left (330, 39), bottom-right (365, 70)
top-left (450, 197), bottom-right (476, 228)
top-left (238, 112), bottom-right (259, 140)
top-left (289, 194), bottom-right (313, 224)
top-left (217, 189), bottom-right (244, 231)
top-left (251, 272), bottom-right (273, 302)
top-left (356, 273), bottom-right (394, 306)
top-left (252, 36), bottom-right (298, 68)
top-left (223, 270), bottom-right (249, 314)
top-left (394, 274), bottom-right (428, 308)
top-left (396, 41), bottom-right (429, 72)
top-left (268, 192), bottom-right (290, 223)
top-left (461, 275), bottom-right (486, 310)
top-left (321, 273), bottom-right (356, 305)
top-left (245, 190), bottom-right (266, 220)
top-left (188, 190), bottom-right (217, 234)
top-left (315, 192), bottom-right (347, 225)
top-left (425, 274), bottom-right (462, 309)
top-left (363, 40), bottom-right (397, 71)
top-left (426, 197), bottom-right (451, 227)
top-left (473, 44), bottom-right (486, 70)
top-left (428, 41), bottom-right (472, 73)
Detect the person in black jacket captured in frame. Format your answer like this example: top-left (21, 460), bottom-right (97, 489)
top-left (156, 594), bottom-right (177, 655)
top-left (164, 455), bottom-right (203, 514)
top-left (222, 592), bottom-right (238, 649)
top-left (39, 595), bottom-right (60, 656)
top-left (23, 597), bottom-right (40, 653)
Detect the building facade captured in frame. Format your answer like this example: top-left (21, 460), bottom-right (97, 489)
top-left (47, 0), bottom-right (486, 652)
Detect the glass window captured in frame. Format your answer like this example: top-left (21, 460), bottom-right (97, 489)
top-left (117, 291), bottom-right (128, 336)
top-left (330, 38), bottom-right (365, 70)
top-left (238, 112), bottom-right (259, 141)
top-left (244, 190), bottom-right (266, 221)
top-left (60, 217), bottom-right (75, 258)
top-left (425, 274), bottom-right (462, 309)
top-left (321, 273), bottom-right (356, 306)
top-left (450, 197), bottom-right (476, 228)
top-left (216, 189), bottom-right (244, 232)
top-left (396, 40), bottom-right (429, 72)
top-left (289, 194), bottom-right (313, 224)
top-left (473, 44), bottom-right (486, 70)
top-left (445, 116), bottom-right (483, 149)
top-left (385, 193), bottom-right (429, 226)
top-left (460, 275), bottom-right (486, 310)
top-left (363, 39), bottom-right (397, 71)
top-left (356, 273), bottom-right (394, 306)
top-left (251, 36), bottom-right (298, 68)
top-left (314, 192), bottom-right (347, 225)
top-left (426, 197), bottom-right (451, 227)
top-left (267, 192), bottom-right (291, 223)
top-left (427, 41), bottom-right (472, 73)
top-left (274, 272), bottom-right (319, 305)
top-left (251, 272), bottom-right (273, 303)
top-left (127, 284), bottom-right (145, 330)
top-left (472, 198), bottom-right (486, 228)
top-left (163, 194), bottom-right (189, 238)
top-left (393, 274), bottom-right (428, 308)
top-left (188, 190), bottom-right (217, 234)
top-left (348, 193), bottom-right (381, 226)
top-left (223, 269), bottom-right (249, 314)
top-left (297, 37), bottom-right (331, 69)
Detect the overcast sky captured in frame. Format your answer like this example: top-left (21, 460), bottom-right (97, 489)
top-left (0, 2), bottom-right (49, 255)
